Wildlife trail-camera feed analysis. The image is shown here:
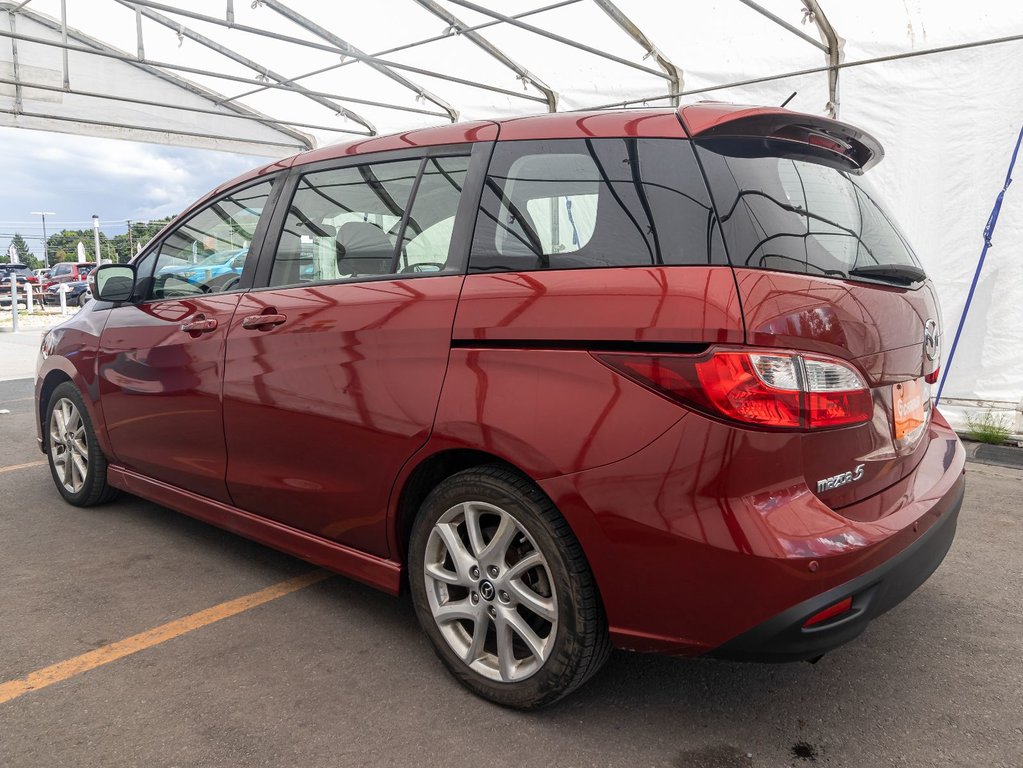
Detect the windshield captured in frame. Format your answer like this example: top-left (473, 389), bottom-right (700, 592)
top-left (695, 139), bottom-right (922, 281)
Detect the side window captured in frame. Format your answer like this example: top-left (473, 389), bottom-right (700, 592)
top-left (398, 156), bottom-right (470, 274)
top-left (268, 155), bottom-right (469, 287)
top-left (469, 138), bottom-right (722, 273)
top-left (140, 180), bottom-right (273, 300)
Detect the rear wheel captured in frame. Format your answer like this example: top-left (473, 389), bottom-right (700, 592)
top-left (45, 382), bottom-right (117, 506)
top-left (409, 465), bottom-right (611, 709)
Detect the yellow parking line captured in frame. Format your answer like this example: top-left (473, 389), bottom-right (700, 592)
top-left (0, 396), bottom-right (34, 403)
top-left (0, 570), bottom-right (331, 705)
top-left (0, 460), bottom-right (47, 474)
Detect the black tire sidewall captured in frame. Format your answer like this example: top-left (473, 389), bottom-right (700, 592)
top-left (409, 468), bottom-right (596, 709)
top-left (45, 382), bottom-right (108, 506)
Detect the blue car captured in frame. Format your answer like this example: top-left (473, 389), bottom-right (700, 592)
top-left (155, 248), bottom-right (249, 291)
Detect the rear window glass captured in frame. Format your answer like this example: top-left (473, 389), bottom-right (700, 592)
top-left (469, 138), bottom-right (723, 273)
top-left (695, 140), bottom-right (921, 280)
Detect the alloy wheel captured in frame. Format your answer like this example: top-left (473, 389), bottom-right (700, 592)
top-left (49, 397), bottom-right (89, 494)
top-left (423, 501), bottom-right (558, 683)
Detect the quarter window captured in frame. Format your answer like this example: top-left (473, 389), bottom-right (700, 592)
top-left (469, 138), bottom-right (721, 273)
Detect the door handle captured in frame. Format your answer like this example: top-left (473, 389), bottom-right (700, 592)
top-left (180, 314), bottom-right (218, 335)
top-left (241, 312), bottom-right (287, 331)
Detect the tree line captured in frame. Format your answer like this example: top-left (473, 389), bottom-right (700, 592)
top-left (3, 218), bottom-right (175, 269)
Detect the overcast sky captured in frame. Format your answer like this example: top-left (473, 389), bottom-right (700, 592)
top-left (0, 127), bottom-right (267, 262)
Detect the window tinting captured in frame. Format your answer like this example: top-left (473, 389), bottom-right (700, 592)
top-left (695, 140), bottom-right (922, 280)
top-left (397, 156), bottom-right (470, 274)
top-left (469, 138), bottom-right (721, 273)
top-left (269, 156), bottom-right (468, 287)
top-left (140, 180), bottom-right (273, 300)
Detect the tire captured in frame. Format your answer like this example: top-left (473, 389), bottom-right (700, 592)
top-left (45, 382), bottom-right (118, 506)
top-left (409, 465), bottom-right (611, 709)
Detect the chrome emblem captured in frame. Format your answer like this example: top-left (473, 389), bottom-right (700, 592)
top-left (479, 580), bottom-right (496, 601)
top-left (816, 464), bottom-right (865, 494)
top-left (923, 319), bottom-right (940, 362)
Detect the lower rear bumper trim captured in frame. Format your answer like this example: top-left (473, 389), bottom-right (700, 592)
top-left (712, 474), bottom-right (964, 662)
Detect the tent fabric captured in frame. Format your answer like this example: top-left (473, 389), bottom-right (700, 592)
top-left (1, 0), bottom-right (1022, 417)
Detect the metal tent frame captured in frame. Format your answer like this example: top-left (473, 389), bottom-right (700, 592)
top-left (2, 0), bottom-right (1023, 156)
top-left (0, 0), bottom-right (896, 156)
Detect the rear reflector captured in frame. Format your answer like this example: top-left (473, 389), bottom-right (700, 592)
top-left (925, 366), bottom-right (940, 385)
top-left (596, 348), bottom-right (872, 431)
top-left (803, 597), bottom-right (854, 628)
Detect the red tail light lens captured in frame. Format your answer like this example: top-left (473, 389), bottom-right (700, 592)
top-left (596, 348), bottom-right (871, 431)
top-left (924, 365), bottom-right (940, 385)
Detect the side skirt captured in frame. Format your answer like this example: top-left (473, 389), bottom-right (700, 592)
top-left (107, 466), bottom-right (402, 595)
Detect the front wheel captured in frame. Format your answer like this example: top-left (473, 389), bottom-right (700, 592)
top-left (45, 382), bottom-right (118, 506)
top-left (409, 465), bottom-right (611, 709)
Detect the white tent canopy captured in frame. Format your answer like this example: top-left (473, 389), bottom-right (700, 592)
top-left (2, 0), bottom-right (1022, 422)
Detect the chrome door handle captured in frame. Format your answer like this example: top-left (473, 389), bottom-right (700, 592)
top-left (241, 312), bottom-right (287, 331)
top-left (181, 315), bottom-right (218, 335)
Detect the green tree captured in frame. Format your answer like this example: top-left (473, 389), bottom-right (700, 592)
top-left (7, 233), bottom-right (41, 269)
top-left (47, 229), bottom-right (110, 262)
top-left (113, 217), bottom-right (174, 263)
top-left (45, 218), bottom-right (176, 265)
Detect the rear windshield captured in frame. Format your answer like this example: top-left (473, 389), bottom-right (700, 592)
top-left (695, 139), bottom-right (922, 280)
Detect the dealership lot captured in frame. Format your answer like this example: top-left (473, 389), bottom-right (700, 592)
top-left (0, 376), bottom-right (1020, 768)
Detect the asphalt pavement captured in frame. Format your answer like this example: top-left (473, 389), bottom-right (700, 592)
top-left (0, 376), bottom-right (1020, 768)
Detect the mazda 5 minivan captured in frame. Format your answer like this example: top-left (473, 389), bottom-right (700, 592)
top-left (36, 104), bottom-right (965, 708)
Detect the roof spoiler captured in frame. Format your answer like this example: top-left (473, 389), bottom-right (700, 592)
top-left (678, 104), bottom-right (884, 173)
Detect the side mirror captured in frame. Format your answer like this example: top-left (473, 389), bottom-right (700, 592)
top-left (91, 264), bottom-right (136, 302)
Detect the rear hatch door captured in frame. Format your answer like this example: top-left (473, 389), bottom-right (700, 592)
top-left (685, 106), bottom-right (941, 513)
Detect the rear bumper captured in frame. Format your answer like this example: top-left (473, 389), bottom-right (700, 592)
top-left (713, 473), bottom-right (962, 661)
top-left (538, 409), bottom-right (967, 657)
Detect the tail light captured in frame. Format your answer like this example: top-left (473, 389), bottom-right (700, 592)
top-left (596, 348), bottom-right (872, 431)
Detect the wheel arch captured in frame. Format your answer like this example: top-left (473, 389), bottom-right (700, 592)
top-left (36, 360), bottom-right (111, 458)
top-left (391, 448), bottom-right (521, 568)
top-left (37, 369), bottom-right (75, 453)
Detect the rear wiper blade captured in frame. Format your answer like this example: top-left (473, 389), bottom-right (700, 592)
top-left (848, 263), bottom-right (926, 285)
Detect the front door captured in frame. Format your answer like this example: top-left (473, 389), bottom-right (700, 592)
top-left (97, 179), bottom-right (276, 502)
top-left (222, 152), bottom-right (473, 556)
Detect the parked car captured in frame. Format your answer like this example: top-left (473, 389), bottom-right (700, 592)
top-left (36, 104), bottom-right (965, 709)
top-left (1, 262), bottom-right (34, 286)
top-left (154, 248), bottom-right (248, 293)
top-left (34, 268), bottom-right (51, 282)
top-left (1, 264), bottom-right (34, 307)
top-left (43, 279), bottom-right (90, 307)
top-left (44, 261), bottom-right (96, 288)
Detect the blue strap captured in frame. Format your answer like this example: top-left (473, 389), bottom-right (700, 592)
top-left (565, 198), bottom-right (581, 247)
top-left (937, 123), bottom-right (1023, 403)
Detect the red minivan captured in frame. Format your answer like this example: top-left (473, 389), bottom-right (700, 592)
top-left (36, 104), bottom-right (965, 708)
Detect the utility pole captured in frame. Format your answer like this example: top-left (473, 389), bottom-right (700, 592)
top-left (31, 211), bottom-right (55, 268)
top-left (126, 220), bottom-right (134, 263)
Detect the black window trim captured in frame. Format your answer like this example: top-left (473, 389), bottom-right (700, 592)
top-left (248, 141), bottom-right (495, 292)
